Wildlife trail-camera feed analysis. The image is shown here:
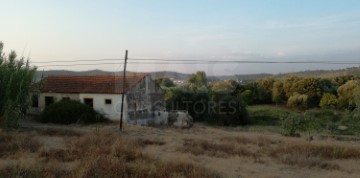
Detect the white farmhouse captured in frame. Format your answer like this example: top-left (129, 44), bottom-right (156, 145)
top-left (30, 74), bottom-right (165, 122)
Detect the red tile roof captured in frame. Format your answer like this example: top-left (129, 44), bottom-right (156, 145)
top-left (41, 74), bottom-right (148, 94)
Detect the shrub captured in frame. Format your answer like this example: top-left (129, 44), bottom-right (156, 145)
top-left (287, 93), bottom-right (309, 110)
top-left (280, 114), bottom-right (306, 137)
top-left (319, 93), bottom-right (339, 109)
top-left (40, 99), bottom-right (108, 124)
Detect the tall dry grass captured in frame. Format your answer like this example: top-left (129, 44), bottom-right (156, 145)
top-left (180, 138), bottom-right (255, 158)
top-left (0, 132), bottom-right (40, 157)
top-left (0, 131), bottom-right (221, 178)
top-left (179, 135), bottom-right (360, 170)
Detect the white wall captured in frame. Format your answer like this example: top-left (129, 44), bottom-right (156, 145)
top-left (79, 93), bottom-right (128, 121)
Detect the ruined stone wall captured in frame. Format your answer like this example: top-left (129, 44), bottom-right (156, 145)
top-left (126, 75), bottom-right (165, 122)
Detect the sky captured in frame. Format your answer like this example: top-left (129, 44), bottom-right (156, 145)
top-left (1, 0), bottom-right (360, 76)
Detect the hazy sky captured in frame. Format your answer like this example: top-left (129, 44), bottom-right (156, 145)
top-left (1, 0), bottom-right (360, 75)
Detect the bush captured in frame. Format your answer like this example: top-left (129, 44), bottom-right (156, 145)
top-left (281, 111), bottom-right (336, 136)
top-left (40, 99), bottom-right (108, 124)
top-left (287, 93), bottom-right (309, 110)
top-left (319, 93), bottom-right (339, 109)
top-left (280, 114), bottom-right (306, 137)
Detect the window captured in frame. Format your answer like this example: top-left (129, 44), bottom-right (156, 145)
top-left (105, 99), bottom-right (112, 105)
top-left (45, 96), bottom-right (54, 107)
top-left (84, 98), bottom-right (93, 107)
top-left (31, 94), bottom-right (39, 108)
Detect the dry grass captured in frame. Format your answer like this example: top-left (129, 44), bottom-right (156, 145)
top-left (220, 135), bottom-right (280, 147)
top-left (268, 142), bottom-right (360, 170)
top-left (269, 143), bottom-right (360, 160)
top-left (0, 131), bottom-right (220, 178)
top-left (37, 128), bottom-right (82, 137)
top-left (0, 132), bottom-right (40, 157)
top-left (39, 149), bottom-right (77, 162)
top-left (0, 162), bottom-right (70, 178)
top-left (179, 135), bottom-right (360, 171)
top-left (276, 153), bottom-right (340, 170)
top-left (180, 138), bottom-right (255, 158)
top-left (2, 123), bottom-right (360, 177)
top-left (136, 138), bottom-right (166, 147)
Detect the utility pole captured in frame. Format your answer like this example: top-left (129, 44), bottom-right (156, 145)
top-left (120, 50), bottom-right (128, 131)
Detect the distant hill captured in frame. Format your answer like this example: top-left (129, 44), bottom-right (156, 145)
top-left (150, 71), bottom-right (190, 80)
top-left (277, 67), bottom-right (360, 78)
top-left (35, 67), bottom-right (360, 82)
top-left (208, 73), bottom-right (273, 83)
top-left (35, 70), bottom-right (190, 81)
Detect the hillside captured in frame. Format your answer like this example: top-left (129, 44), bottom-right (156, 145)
top-left (35, 66), bottom-right (360, 81)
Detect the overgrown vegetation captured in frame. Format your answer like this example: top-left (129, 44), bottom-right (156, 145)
top-left (0, 42), bottom-right (36, 129)
top-left (0, 130), bottom-right (221, 178)
top-left (164, 71), bottom-right (249, 126)
top-left (162, 70), bottom-right (360, 133)
top-left (40, 99), bottom-right (108, 124)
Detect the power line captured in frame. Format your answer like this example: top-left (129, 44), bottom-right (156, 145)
top-left (31, 58), bottom-right (360, 65)
top-left (35, 62), bottom-right (124, 68)
top-left (34, 61), bottom-right (360, 68)
top-left (31, 58), bottom-right (122, 64)
top-left (129, 58), bottom-right (360, 64)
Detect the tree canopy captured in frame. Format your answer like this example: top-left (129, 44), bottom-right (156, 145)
top-left (0, 42), bottom-right (37, 129)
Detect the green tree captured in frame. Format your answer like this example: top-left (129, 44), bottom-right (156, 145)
top-left (337, 80), bottom-right (360, 109)
top-left (243, 81), bottom-right (269, 104)
top-left (290, 77), bottom-right (322, 107)
top-left (155, 77), bottom-right (175, 88)
top-left (241, 90), bottom-right (256, 104)
top-left (283, 76), bottom-right (301, 98)
top-left (272, 80), bottom-right (286, 104)
top-left (208, 80), bottom-right (239, 94)
top-left (0, 42), bottom-right (36, 129)
top-left (319, 93), bottom-right (339, 109)
top-left (165, 87), bottom-right (210, 122)
top-left (287, 93), bottom-right (309, 110)
top-left (319, 78), bottom-right (337, 95)
top-left (210, 92), bottom-right (249, 126)
top-left (256, 77), bottom-right (275, 103)
top-left (188, 71), bottom-right (207, 87)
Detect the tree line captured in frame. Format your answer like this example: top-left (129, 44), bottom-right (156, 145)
top-left (240, 75), bottom-right (359, 110)
top-left (157, 70), bottom-right (360, 127)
